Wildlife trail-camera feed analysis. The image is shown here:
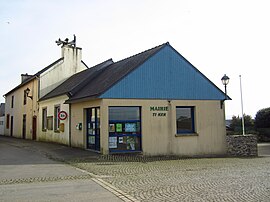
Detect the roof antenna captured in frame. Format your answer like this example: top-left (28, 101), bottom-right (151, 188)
top-left (55, 34), bottom-right (76, 48)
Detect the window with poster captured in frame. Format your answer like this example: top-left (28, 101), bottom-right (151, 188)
top-left (54, 105), bottom-right (60, 131)
top-left (108, 107), bottom-right (141, 152)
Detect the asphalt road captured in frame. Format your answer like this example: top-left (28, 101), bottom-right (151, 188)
top-left (0, 136), bottom-right (122, 202)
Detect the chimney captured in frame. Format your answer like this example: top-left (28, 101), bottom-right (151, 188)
top-left (21, 73), bottom-right (33, 83)
top-left (56, 35), bottom-right (85, 74)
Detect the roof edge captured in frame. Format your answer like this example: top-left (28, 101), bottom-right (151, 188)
top-left (40, 58), bottom-right (114, 102)
top-left (166, 43), bottom-right (231, 100)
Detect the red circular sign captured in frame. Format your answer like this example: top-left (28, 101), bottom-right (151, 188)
top-left (58, 111), bottom-right (68, 120)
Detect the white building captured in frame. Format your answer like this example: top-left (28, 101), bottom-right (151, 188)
top-left (0, 103), bottom-right (5, 135)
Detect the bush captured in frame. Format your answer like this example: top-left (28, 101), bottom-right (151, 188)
top-left (255, 108), bottom-right (270, 142)
top-left (255, 107), bottom-right (270, 128)
top-left (256, 128), bottom-right (270, 142)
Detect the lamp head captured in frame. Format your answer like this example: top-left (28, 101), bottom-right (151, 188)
top-left (221, 74), bottom-right (230, 86)
top-left (25, 88), bottom-right (30, 95)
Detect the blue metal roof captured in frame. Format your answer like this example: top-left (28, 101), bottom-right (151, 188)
top-left (100, 44), bottom-right (226, 100)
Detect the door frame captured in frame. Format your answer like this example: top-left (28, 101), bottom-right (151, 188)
top-left (86, 107), bottom-right (100, 151)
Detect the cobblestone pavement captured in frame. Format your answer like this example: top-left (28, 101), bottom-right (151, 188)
top-left (1, 136), bottom-right (270, 202)
top-left (71, 157), bottom-right (270, 202)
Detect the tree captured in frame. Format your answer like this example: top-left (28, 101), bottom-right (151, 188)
top-left (255, 107), bottom-right (270, 128)
top-left (230, 114), bottom-right (254, 131)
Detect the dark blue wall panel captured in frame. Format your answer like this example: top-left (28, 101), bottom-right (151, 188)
top-left (100, 45), bottom-right (225, 100)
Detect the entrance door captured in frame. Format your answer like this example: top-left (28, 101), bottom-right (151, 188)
top-left (86, 108), bottom-right (100, 151)
top-left (32, 116), bottom-right (37, 140)
top-left (22, 114), bottom-right (26, 139)
top-left (10, 116), bottom-right (13, 137)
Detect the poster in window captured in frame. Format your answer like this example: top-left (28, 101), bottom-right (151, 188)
top-left (126, 136), bottom-right (135, 150)
top-left (109, 137), bottom-right (117, 148)
top-left (116, 123), bottom-right (122, 132)
top-left (88, 136), bottom-right (95, 144)
top-left (91, 115), bottom-right (95, 122)
top-left (119, 137), bottom-right (123, 144)
top-left (109, 124), bottom-right (115, 132)
top-left (125, 123), bottom-right (137, 132)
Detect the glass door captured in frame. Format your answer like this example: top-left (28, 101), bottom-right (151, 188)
top-left (86, 108), bottom-right (100, 151)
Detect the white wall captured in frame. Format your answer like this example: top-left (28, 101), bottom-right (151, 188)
top-left (39, 46), bottom-right (87, 98)
top-left (38, 95), bottom-right (70, 145)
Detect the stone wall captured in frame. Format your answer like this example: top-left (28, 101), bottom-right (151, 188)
top-left (226, 135), bottom-right (258, 157)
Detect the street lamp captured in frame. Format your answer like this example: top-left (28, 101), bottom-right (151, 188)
top-left (221, 74), bottom-right (230, 96)
top-left (221, 74), bottom-right (230, 108)
top-left (25, 88), bottom-right (33, 100)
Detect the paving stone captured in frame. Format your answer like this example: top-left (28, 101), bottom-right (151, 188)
top-left (72, 157), bottom-right (270, 202)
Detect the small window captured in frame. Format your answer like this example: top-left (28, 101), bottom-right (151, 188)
top-left (23, 90), bottom-right (27, 105)
top-left (6, 114), bottom-right (10, 129)
top-left (11, 96), bottom-right (14, 108)
top-left (47, 116), bottom-right (53, 130)
top-left (42, 108), bottom-right (47, 130)
top-left (54, 105), bottom-right (60, 131)
top-left (176, 107), bottom-right (195, 134)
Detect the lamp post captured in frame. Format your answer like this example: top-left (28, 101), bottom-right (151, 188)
top-left (221, 74), bottom-right (230, 97)
top-left (221, 74), bottom-right (230, 108)
top-left (25, 88), bottom-right (33, 100)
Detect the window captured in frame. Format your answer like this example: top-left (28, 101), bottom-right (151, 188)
top-left (42, 108), bottom-right (47, 130)
top-left (176, 107), bottom-right (195, 134)
top-left (11, 96), bottom-right (14, 108)
top-left (109, 107), bottom-right (141, 152)
top-left (23, 90), bottom-right (27, 105)
top-left (6, 114), bottom-right (10, 129)
top-left (47, 116), bottom-right (53, 130)
top-left (54, 105), bottom-right (60, 131)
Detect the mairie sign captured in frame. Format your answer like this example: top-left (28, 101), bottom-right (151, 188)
top-left (150, 106), bottom-right (168, 117)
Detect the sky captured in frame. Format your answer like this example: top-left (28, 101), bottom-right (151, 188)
top-left (0, 0), bottom-right (269, 119)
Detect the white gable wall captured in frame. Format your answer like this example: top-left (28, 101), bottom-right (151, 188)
top-left (39, 46), bottom-right (87, 98)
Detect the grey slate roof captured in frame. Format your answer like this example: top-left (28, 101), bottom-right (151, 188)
top-left (40, 42), bottom-right (167, 103)
top-left (39, 59), bottom-right (114, 101)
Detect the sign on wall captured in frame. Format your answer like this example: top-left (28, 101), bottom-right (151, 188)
top-left (58, 111), bottom-right (68, 120)
top-left (150, 106), bottom-right (169, 117)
